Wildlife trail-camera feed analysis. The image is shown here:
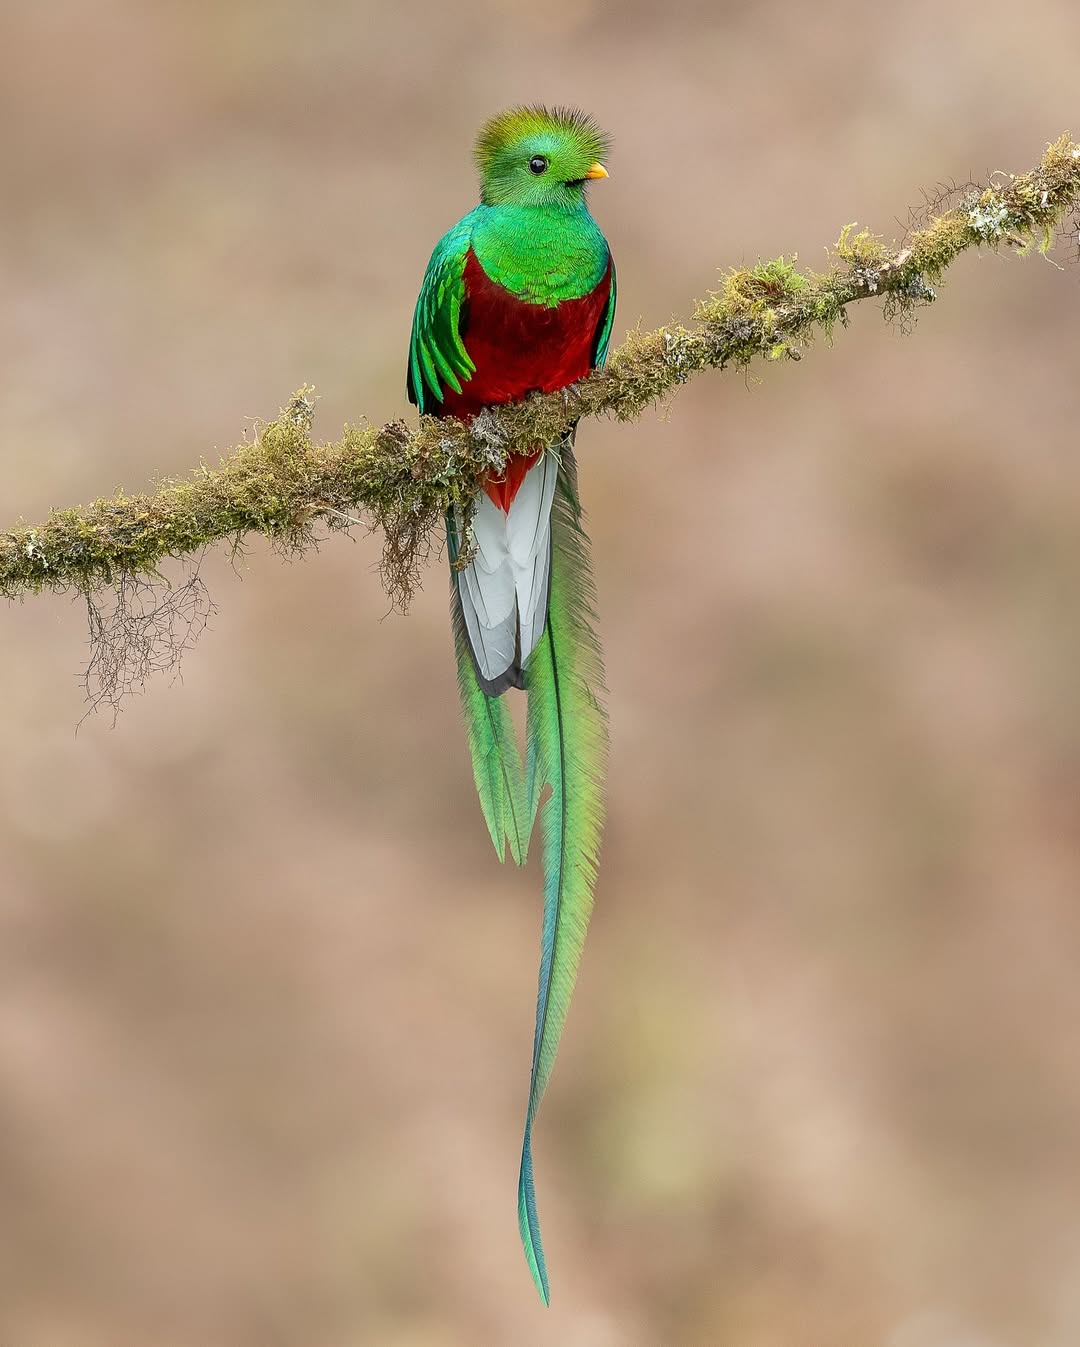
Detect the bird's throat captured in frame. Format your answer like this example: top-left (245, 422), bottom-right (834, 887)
top-left (470, 203), bottom-right (608, 305)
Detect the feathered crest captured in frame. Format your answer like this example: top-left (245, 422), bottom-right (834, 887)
top-left (474, 105), bottom-right (611, 178)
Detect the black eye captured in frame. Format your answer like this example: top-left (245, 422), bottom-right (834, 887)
top-left (528, 155), bottom-right (548, 175)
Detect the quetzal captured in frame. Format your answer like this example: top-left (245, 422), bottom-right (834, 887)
top-left (407, 106), bottom-right (615, 1303)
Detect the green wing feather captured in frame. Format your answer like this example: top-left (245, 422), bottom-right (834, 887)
top-left (447, 508), bottom-right (530, 866)
top-left (591, 259), bottom-right (617, 369)
top-left (407, 215), bottom-right (477, 412)
top-left (518, 449), bottom-right (608, 1304)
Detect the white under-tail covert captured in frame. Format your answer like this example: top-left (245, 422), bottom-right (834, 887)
top-left (453, 450), bottom-right (559, 695)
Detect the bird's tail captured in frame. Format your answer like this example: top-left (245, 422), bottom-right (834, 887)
top-left (516, 448), bottom-right (608, 1304)
top-left (449, 443), bottom-right (607, 1303)
top-left (448, 510), bottom-right (531, 865)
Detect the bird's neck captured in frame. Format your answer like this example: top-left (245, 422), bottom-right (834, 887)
top-left (471, 203), bottom-right (608, 306)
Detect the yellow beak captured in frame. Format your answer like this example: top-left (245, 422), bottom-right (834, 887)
top-left (583, 162), bottom-right (609, 180)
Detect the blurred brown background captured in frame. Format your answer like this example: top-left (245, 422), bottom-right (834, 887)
top-left (1, 2), bottom-right (1079, 1344)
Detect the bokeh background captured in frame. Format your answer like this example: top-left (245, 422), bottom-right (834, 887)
top-left (2, 2), bottom-right (1079, 1344)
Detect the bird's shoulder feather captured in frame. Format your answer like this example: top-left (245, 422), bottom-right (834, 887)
top-left (407, 212), bottom-right (478, 412)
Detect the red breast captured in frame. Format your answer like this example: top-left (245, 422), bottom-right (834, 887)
top-left (439, 250), bottom-right (612, 510)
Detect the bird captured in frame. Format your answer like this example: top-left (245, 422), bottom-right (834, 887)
top-left (407, 105), bottom-right (615, 1304)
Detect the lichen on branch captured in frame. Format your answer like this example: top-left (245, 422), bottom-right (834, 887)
top-left (2, 134), bottom-right (1078, 704)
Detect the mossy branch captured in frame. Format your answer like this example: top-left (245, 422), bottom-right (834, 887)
top-left (3, 135), bottom-right (1079, 706)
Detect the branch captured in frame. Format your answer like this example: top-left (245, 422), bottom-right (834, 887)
top-left (3, 134), bottom-right (1079, 706)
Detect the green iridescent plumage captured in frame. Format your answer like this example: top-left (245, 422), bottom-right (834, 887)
top-left (518, 447), bottom-right (608, 1303)
top-left (474, 105), bottom-right (610, 208)
top-left (407, 105), bottom-right (614, 1304)
top-left (408, 220), bottom-right (475, 410)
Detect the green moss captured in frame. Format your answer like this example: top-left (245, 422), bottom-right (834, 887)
top-left (834, 223), bottom-right (888, 267)
top-left (712, 255), bottom-right (811, 317)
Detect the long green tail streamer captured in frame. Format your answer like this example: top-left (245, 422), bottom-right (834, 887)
top-left (517, 453), bottom-right (608, 1303)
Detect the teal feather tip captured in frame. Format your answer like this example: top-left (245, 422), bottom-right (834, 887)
top-left (518, 1123), bottom-right (551, 1305)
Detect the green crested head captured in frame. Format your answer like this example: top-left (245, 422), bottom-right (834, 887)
top-left (474, 105), bottom-right (610, 209)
